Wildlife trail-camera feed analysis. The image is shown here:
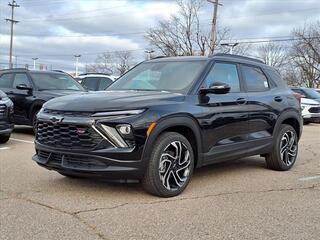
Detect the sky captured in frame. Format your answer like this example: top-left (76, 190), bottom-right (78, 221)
top-left (0, 0), bottom-right (319, 73)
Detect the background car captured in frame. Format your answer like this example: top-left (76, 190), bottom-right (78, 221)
top-left (76, 73), bottom-right (117, 91)
top-left (0, 90), bottom-right (14, 143)
top-left (0, 68), bottom-right (85, 131)
top-left (291, 87), bottom-right (320, 124)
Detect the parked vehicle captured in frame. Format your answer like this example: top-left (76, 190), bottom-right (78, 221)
top-left (0, 90), bottom-right (14, 143)
top-left (0, 69), bottom-right (85, 131)
top-left (76, 73), bottom-right (117, 91)
top-left (291, 87), bottom-right (320, 123)
top-left (314, 88), bottom-right (320, 94)
top-left (33, 54), bottom-right (303, 197)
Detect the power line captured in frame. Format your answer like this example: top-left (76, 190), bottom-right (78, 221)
top-left (5, 0), bottom-right (19, 69)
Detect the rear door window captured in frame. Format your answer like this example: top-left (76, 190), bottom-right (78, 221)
top-left (0, 73), bottom-right (14, 88)
top-left (241, 65), bottom-right (270, 92)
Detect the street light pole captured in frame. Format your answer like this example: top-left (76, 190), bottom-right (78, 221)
top-left (32, 57), bottom-right (38, 70)
top-left (145, 50), bottom-right (155, 60)
top-left (74, 54), bottom-right (81, 76)
top-left (220, 43), bottom-right (239, 54)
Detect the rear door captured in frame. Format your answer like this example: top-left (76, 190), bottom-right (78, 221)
top-left (240, 64), bottom-right (280, 154)
top-left (198, 62), bottom-right (249, 163)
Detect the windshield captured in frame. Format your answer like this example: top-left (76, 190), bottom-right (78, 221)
top-left (304, 88), bottom-right (320, 99)
top-left (31, 72), bottom-right (84, 91)
top-left (108, 61), bottom-right (206, 93)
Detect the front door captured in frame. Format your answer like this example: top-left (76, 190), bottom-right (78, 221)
top-left (198, 62), bottom-right (249, 164)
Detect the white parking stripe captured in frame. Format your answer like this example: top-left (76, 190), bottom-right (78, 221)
top-left (298, 176), bottom-right (320, 181)
top-left (0, 147), bottom-right (10, 150)
top-left (10, 138), bottom-right (34, 144)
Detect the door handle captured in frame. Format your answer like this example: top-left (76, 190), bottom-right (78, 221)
top-left (236, 98), bottom-right (247, 105)
top-left (274, 96), bottom-right (283, 102)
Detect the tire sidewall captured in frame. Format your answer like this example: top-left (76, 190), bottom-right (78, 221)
top-left (274, 125), bottom-right (298, 170)
top-left (149, 132), bottom-right (194, 197)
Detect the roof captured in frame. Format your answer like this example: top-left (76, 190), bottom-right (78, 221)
top-left (0, 68), bottom-right (68, 74)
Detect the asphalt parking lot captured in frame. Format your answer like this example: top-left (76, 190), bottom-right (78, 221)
top-left (0, 125), bottom-right (319, 240)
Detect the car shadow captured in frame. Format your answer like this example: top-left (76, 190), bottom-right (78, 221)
top-left (13, 126), bottom-right (34, 135)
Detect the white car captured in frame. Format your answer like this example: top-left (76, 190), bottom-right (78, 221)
top-left (300, 98), bottom-right (320, 124)
top-left (76, 73), bottom-right (118, 91)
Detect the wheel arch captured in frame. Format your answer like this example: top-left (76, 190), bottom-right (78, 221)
top-left (275, 109), bottom-right (303, 140)
top-left (28, 100), bottom-right (45, 123)
top-left (141, 115), bottom-right (203, 169)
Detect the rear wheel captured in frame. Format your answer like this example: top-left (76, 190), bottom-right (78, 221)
top-left (142, 132), bottom-right (194, 197)
top-left (265, 124), bottom-right (298, 171)
top-left (0, 135), bottom-right (10, 144)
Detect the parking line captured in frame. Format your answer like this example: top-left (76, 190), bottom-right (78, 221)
top-left (10, 138), bottom-right (34, 144)
top-left (298, 176), bottom-right (320, 181)
top-left (0, 147), bottom-right (10, 150)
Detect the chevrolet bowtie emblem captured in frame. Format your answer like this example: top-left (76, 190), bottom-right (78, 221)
top-left (50, 116), bottom-right (64, 124)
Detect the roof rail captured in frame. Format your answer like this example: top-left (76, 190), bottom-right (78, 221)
top-left (0, 67), bottom-right (29, 71)
top-left (211, 53), bottom-right (264, 64)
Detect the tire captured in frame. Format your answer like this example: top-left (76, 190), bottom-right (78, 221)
top-left (142, 132), bottom-right (194, 197)
top-left (32, 109), bottom-right (40, 133)
top-left (0, 135), bottom-right (10, 144)
top-left (265, 124), bottom-right (298, 171)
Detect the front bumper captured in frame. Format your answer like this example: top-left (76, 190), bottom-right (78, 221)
top-left (33, 110), bottom-right (147, 179)
top-left (0, 121), bottom-right (14, 135)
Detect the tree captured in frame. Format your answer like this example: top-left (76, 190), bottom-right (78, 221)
top-left (288, 21), bottom-right (320, 88)
top-left (145, 0), bottom-right (229, 56)
top-left (87, 51), bottom-right (134, 75)
top-left (256, 42), bottom-right (287, 69)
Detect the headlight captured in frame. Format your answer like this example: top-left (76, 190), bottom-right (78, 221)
top-left (91, 109), bottom-right (145, 118)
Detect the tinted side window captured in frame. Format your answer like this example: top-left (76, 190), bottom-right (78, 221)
top-left (0, 73), bottom-right (13, 88)
top-left (203, 63), bottom-right (240, 92)
top-left (99, 78), bottom-right (113, 90)
top-left (241, 65), bottom-right (269, 92)
top-left (265, 68), bottom-right (285, 88)
top-left (13, 73), bottom-right (31, 88)
top-left (82, 77), bottom-right (99, 90)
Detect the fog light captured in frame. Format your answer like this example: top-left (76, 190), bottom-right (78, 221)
top-left (117, 124), bottom-right (132, 135)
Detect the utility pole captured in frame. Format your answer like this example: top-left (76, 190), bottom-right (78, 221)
top-left (208, 0), bottom-right (221, 55)
top-left (74, 54), bottom-right (81, 76)
top-left (32, 57), bottom-right (38, 70)
top-left (5, 0), bottom-right (19, 69)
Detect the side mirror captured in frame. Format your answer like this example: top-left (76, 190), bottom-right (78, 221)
top-left (199, 82), bottom-right (231, 95)
top-left (16, 84), bottom-right (32, 91)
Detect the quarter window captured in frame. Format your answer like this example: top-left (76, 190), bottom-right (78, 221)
top-left (241, 65), bottom-right (269, 92)
top-left (203, 63), bottom-right (240, 92)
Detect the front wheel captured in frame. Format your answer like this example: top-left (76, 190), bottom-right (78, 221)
top-left (142, 132), bottom-right (194, 197)
top-left (0, 134), bottom-right (10, 144)
top-left (265, 124), bottom-right (298, 171)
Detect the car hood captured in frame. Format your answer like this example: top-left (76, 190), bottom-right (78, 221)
top-left (38, 90), bottom-right (85, 98)
top-left (301, 98), bottom-right (320, 105)
top-left (43, 90), bottom-right (185, 112)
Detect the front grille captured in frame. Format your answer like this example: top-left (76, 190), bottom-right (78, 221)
top-left (36, 121), bottom-right (103, 150)
top-left (309, 107), bottom-right (320, 113)
top-left (43, 109), bottom-right (93, 117)
top-left (0, 104), bottom-right (6, 117)
top-left (37, 150), bottom-right (109, 170)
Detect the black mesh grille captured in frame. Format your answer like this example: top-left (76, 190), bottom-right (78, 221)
top-left (309, 107), bottom-right (320, 113)
top-left (36, 121), bottom-right (103, 150)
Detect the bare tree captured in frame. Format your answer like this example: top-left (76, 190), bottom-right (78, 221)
top-left (87, 51), bottom-right (134, 75)
top-left (145, 0), bottom-right (229, 56)
top-left (256, 42), bottom-right (287, 69)
top-left (288, 21), bottom-right (320, 88)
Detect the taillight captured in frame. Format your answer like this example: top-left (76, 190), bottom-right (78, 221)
top-left (293, 92), bottom-right (301, 104)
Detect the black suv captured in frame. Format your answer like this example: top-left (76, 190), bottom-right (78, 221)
top-left (0, 69), bottom-right (85, 130)
top-left (0, 90), bottom-right (14, 143)
top-left (33, 54), bottom-right (302, 197)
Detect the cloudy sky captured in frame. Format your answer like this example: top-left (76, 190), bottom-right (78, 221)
top-left (0, 0), bottom-right (319, 73)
